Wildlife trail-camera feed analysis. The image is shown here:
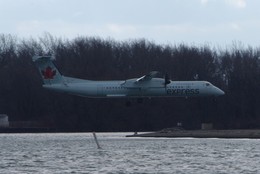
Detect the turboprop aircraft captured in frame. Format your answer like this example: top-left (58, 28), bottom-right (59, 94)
top-left (32, 56), bottom-right (224, 99)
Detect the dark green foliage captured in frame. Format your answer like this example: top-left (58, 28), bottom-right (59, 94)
top-left (0, 34), bottom-right (260, 131)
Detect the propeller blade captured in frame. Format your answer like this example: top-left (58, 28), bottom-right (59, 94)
top-left (164, 73), bottom-right (171, 86)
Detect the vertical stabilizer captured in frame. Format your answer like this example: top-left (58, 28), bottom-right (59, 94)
top-left (32, 56), bottom-right (63, 85)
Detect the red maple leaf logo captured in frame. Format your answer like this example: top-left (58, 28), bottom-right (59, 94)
top-left (41, 66), bottom-right (56, 79)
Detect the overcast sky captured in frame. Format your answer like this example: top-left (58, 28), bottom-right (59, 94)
top-left (0, 0), bottom-right (259, 47)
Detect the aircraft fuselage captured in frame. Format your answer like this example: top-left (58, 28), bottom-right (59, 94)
top-left (43, 77), bottom-right (224, 98)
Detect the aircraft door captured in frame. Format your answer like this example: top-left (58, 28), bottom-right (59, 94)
top-left (97, 84), bottom-right (104, 96)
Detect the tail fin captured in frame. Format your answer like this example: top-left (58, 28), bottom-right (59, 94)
top-left (32, 56), bottom-right (63, 85)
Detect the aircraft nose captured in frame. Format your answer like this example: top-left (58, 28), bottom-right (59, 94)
top-left (215, 87), bottom-right (225, 96)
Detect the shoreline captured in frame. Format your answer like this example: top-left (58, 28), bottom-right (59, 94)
top-left (126, 129), bottom-right (260, 139)
top-left (2, 128), bottom-right (260, 139)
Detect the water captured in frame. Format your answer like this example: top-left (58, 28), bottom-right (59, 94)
top-left (0, 133), bottom-right (259, 174)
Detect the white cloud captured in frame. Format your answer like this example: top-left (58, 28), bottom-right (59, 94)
top-left (15, 20), bottom-right (139, 40)
top-left (16, 20), bottom-right (42, 34)
top-left (11, 20), bottom-right (260, 47)
top-left (200, 0), bottom-right (209, 5)
top-left (15, 20), bottom-right (85, 38)
top-left (72, 11), bottom-right (84, 18)
top-left (225, 0), bottom-right (246, 9)
top-left (107, 24), bottom-right (137, 35)
top-left (230, 23), bottom-right (241, 30)
top-left (153, 24), bottom-right (194, 33)
top-left (6, 0), bottom-right (259, 47)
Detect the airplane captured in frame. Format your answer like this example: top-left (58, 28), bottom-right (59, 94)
top-left (32, 56), bottom-right (225, 101)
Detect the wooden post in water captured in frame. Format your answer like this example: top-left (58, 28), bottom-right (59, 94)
top-left (93, 132), bottom-right (101, 149)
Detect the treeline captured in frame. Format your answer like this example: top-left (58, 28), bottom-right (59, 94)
top-left (1, 33), bottom-right (260, 131)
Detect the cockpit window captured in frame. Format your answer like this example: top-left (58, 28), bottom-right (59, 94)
top-left (206, 83), bottom-right (210, 86)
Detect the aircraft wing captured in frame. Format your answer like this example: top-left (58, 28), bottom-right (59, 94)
top-left (135, 71), bottom-right (159, 83)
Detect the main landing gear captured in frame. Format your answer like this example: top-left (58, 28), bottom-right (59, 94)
top-left (125, 98), bottom-right (144, 107)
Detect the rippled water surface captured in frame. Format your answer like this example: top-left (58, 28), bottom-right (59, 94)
top-left (0, 133), bottom-right (259, 174)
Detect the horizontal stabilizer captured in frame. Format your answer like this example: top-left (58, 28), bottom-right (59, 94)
top-left (32, 55), bottom-right (56, 62)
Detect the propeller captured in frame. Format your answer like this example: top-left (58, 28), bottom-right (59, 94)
top-left (164, 73), bottom-right (171, 86)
